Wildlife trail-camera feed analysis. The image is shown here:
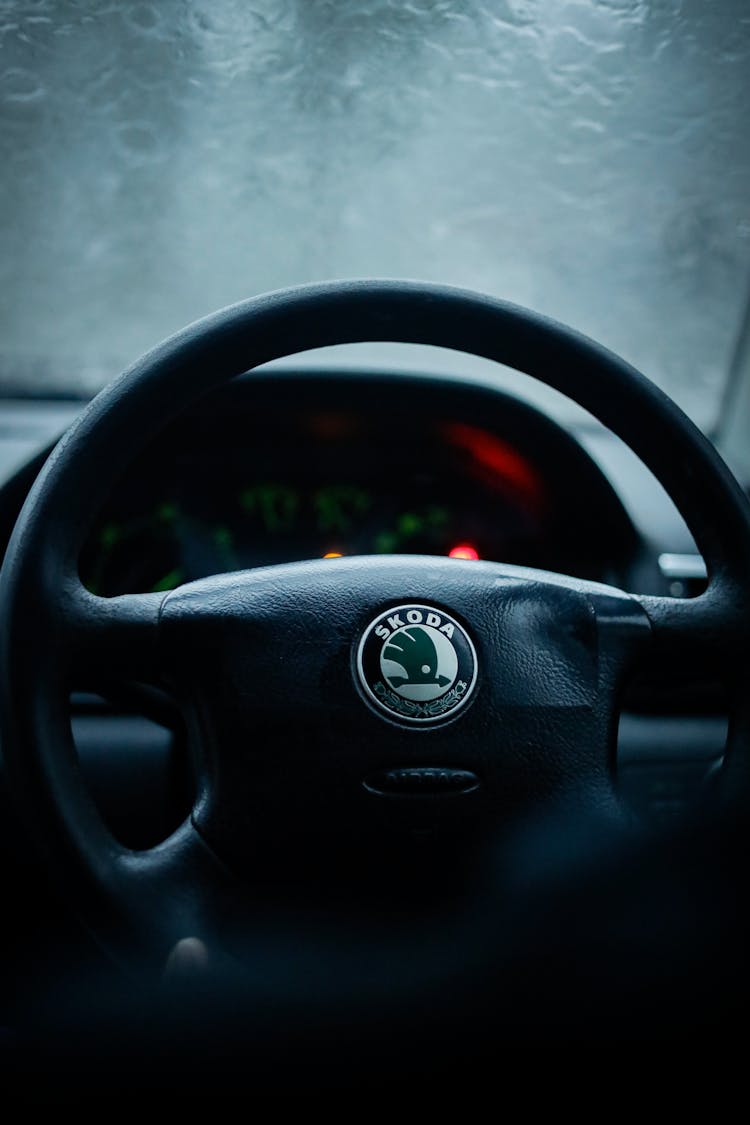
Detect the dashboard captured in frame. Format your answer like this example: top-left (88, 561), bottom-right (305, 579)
top-left (72, 370), bottom-right (639, 597)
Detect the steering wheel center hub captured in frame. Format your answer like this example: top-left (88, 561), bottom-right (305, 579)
top-left (355, 602), bottom-right (478, 725)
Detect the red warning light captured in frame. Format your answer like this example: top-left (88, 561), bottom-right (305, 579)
top-left (448, 544), bottom-right (479, 561)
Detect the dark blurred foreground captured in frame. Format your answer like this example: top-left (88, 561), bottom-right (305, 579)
top-left (1, 786), bottom-right (746, 1100)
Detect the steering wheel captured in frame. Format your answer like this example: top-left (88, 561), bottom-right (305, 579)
top-left (2, 280), bottom-right (749, 973)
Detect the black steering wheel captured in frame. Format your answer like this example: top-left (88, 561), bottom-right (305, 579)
top-left (2, 280), bottom-right (749, 973)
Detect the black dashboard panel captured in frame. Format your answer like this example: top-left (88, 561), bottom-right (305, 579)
top-left (75, 370), bottom-right (638, 596)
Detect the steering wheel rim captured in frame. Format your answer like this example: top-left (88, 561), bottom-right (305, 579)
top-left (2, 279), bottom-right (750, 966)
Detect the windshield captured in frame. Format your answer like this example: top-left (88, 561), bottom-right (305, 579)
top-left (1, 0), bottom-right (748, 431)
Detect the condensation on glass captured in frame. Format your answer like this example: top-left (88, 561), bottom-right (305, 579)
top-left (0, 1), bottom-right (748, 428)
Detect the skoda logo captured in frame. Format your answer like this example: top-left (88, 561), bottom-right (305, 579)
top-left (356, 604), bottom-right (478, 725)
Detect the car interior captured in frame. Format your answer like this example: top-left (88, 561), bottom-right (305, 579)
top-left (0, 0), bottom-right (748, 1095)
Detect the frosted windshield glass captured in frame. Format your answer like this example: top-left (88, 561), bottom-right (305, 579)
top-left (1, 0), bottom-right (748, 429)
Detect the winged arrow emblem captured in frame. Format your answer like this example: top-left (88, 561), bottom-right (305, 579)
top-left (382, 626), bottom-right (451, 689)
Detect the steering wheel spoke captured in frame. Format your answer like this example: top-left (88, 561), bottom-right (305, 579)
top-left (109, 819), bottom-right (240, 959)
top-left (636, 586), bottom-right (749, 673)
top-left (61, 585), bottom-right (164, 680)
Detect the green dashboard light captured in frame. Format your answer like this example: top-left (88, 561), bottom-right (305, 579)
top-left (240, 484), bottom-right (298, 532)
top-left (213, 526), bottom-right (234, 549)
top-left (374, 532), bottom-right (397, 553)
top-left (315, 485), bottom-right (371, 533)
top-left (398, 513), bottom-right (421, 536)
top-left (99, 523), bottom-right (121, 549)
top-left (151, 567), bottom-right (184, 593)
top-left (157, 502), bottom-right (178, 523)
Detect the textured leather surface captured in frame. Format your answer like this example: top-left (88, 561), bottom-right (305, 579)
top-left (160, 556), bottom-right (649, 874)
